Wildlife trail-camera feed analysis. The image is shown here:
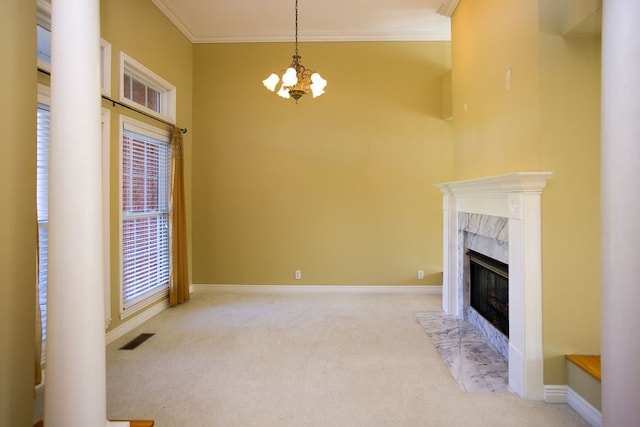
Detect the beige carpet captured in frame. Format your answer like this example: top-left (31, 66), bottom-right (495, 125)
top-left (105, 287), bottom-right (589, 426)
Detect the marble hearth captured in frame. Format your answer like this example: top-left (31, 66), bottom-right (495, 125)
top-left (435, 172), bottom-right (551, 399)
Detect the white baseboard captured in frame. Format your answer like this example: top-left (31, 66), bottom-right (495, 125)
top-left (543, 385), bottom-right (569, 404)
top-left (543, 385), bottom-right (602, 427)
top-left (193, 283), bottom-right (443, 295)
top-left (567, 387), bottom-right (602, 427)
top-left (105, 299), bottom-right (170, 346)
top-left (103, 283), bottom-right (437, 345)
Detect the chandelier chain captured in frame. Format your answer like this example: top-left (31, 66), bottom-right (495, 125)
top-left (294, 0), bottom-right (299, 58)
top-left (261, 0), bottom-right (326, 101)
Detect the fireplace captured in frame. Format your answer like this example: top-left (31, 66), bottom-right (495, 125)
top-left (468, 250), bottom-right (509, 337)
top-left (462, 218), bottom-right (510, 361)
top-left (436, 172), bottom-right (552, 399)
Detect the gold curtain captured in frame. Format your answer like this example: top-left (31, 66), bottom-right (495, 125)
top-left (35, 222), bottom-right (42, 388)
top-left (169, 126), bottom-right (190, 306)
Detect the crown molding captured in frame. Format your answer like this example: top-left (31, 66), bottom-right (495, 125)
top-left (151, 0), bottom-right (196, 42)
top-left (152, 0), bottom-right (451, 44)
top-left (437, 0), bottom-right (461, 17)
top-left (191, 30), bottom-right (451, 44)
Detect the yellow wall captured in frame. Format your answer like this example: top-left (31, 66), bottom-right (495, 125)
top-left (0, 1), bottom-right (37, 425)
top-left (452, 0), bottom-right (542, 178)
top-left (192, 42), bottom-right (452, 285)
top-left (452, 0), bottom-right (601, 384)
top-left (100, 0), bottom-right (193, 331)
top-left (539, 0), bottom-right (601, 383)
top-left (2, 3), bottom-right (603, 421)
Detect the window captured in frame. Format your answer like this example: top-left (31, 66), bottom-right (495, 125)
top-left (120, 118), bottom-right (171, 316)
top-left (37, 25), bottom-right (51, 65)
top-left (36, 0), bottom-right (52, 72)
top-left (120, 52), bottom-right (176, 123)
top-left (36, 93), bottom-right (50, 363)
top-left (36, 1), bottom-right (111, 96)
top-left (123, 73), bottom-right (161, 113)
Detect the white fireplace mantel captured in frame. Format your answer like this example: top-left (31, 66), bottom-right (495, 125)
top-left (435, 172), bottom-right (552, 400)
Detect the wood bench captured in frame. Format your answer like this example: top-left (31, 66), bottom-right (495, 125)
top-left (566, 354), bottom-right (601, 381)
top-left (565, 353), bottom-right (602, 421)
top-left (120, 421), bottom-right (154, 427)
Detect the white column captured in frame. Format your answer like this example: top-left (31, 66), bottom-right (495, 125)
top-left (601, 1), bottom-right (640, 425)
top-left (44, 0), bottom-right (107, 426)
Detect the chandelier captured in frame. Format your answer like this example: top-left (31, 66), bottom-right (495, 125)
top-left (262, 0), bottom-right (327, 102)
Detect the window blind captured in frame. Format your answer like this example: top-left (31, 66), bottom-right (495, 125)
top-left (121, 128), bottom-right (170, 309)
top-left (36, 104), bottom-right (50, 355)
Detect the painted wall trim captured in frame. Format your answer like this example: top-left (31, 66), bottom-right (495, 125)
top-left (105, 300), bottom-right (170, 346)
top-left (194, 284), bottom-right (442, 295)
top-left (437, 0), bottom-right (461, 17)
top-left (544, 385), bottom-right (602, 427)
top-left (105, 284), bottom-right (437, 345)
top-left (150, 0), bottom-right (451, 43)
top-left (568, 387), bottom-right (602, 427)
top-left (189, 31), bottom-right (451, 44)
top-left (544, 384), bottom-right (570, 404)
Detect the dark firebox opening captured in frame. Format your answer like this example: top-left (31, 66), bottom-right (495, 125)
top-left (468, 250), bottom-right (509, 337)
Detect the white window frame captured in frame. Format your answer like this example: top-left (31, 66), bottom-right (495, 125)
top-left (101, 39), bottom-right (112, 97)
top-left (119, 52), bottom-right (176, 124)
top-left (102, 108), bottom-right (111, 329)
top-left (118, 115), bottom-right (171, 319)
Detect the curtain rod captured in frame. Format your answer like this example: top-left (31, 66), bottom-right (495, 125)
top-left (101, 95), bottom-right (187, 134)
top-left (37, 67), bottom-right (187, 134)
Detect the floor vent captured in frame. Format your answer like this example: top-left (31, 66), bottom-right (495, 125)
top-left (119, 333), bottom-right (155, 350)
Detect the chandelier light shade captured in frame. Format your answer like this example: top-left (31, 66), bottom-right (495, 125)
top-left (262, 0), bottom-right (327, 102)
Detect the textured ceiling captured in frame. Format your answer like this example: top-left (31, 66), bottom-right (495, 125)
top-left (151, 0), bottom-right (455, 43)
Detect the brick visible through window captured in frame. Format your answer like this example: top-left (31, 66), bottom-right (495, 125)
top-left (121, 127), bottom-right (170, 308)
top-left (124, 72), bottom-right (162, 114)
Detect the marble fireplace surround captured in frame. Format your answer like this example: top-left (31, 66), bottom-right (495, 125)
top-left (435, 172), bottom-right (552, 400)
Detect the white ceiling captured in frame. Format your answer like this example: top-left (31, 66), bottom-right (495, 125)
top-left (150, 0), bottom-right (456, 43)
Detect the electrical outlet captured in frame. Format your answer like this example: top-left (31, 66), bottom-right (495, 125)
top-left (418, 270), bottom-right (424, 280)
top-left (295, 270), bottom-right (301, 280)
